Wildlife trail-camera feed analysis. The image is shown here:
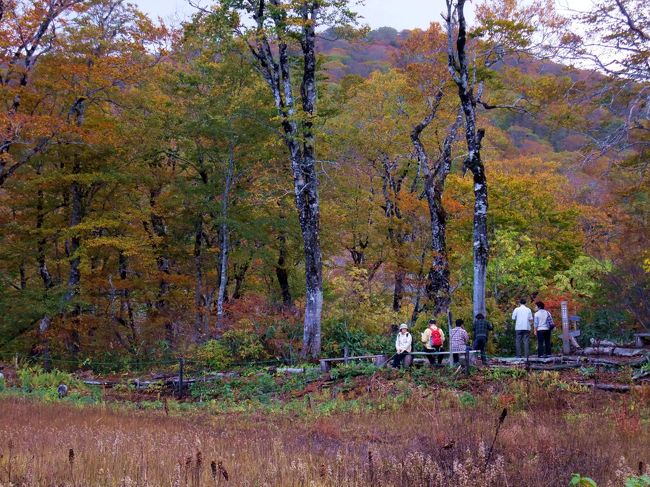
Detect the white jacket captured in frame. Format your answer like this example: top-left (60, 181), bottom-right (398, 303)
top-left (395, 331), bottom-right (412, 353)
top-left (534, 310), bottom-right (551, 331)
top-left (512, 304), bottom-right (533, 331)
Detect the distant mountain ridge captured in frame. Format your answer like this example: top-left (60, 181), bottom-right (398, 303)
top-left (317, 27), bottom-right (590, 159)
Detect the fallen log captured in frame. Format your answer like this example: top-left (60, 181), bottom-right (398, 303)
top-left (276, 367), bottom-right (307, 374)
top-left (576, 381), bottom-right (636, 393)
top-left (589, 338), bottom-right (634, 348)
top-left (530, 364), bottom-right (581, 370)
top-left (580, 347), bottom-right (648, 357)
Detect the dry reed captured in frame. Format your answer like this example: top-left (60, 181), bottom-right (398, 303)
top-left (0, 391), bottom-right (647, 486)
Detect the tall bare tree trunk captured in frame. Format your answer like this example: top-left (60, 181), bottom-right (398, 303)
top-left (411, 91), bottom-right (462, 316)
top-left (194, 216), bottom-right (205, 341)
top-left (62, 97), bottom-right (87, 356)
top-left (446, 0), bottom-right (489, 317)
top-left (275, 231), bottom-right (293, 307)
top-left (147, 185), bottom-right (173, 345)
top-left (245, 2), bottom-right (324, 357)
top-left (216, 139), bottom-right (235, 334)
top-left (36, 166), bottom-right (54, 369)
top-left (117, 251), bottom-right (137, 348)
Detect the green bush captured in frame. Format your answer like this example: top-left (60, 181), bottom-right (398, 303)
top-left (626, 475), bottom-right (650, 487)
top-left (459, 391), bottom-right (477, 408)
top-left (190, 379), bottom-right (234, 401)
top-left (222, 328), bottom-right (268, 362)
top-left (329, 362), bottom-right (379, 380)
top-left (15, 366), bottom-right (86, 402)
top-left (238, 373), bottom-right (279, 401)
top-left (17, 366), bottom-right (83, 392)
top-left (570, 474), bottom-right (597, 486)
top-left (194, 340), bottom-right (233, 370)
top-left (322, 319), bottom-right (393, 357)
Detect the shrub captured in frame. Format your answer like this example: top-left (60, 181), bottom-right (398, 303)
top-left (626, 476), bottom-right (650, 487)
top-left (190, 379), bottom-right (234, 401)
top-left (329, 362), bottom-right (380, 380)
top-left (17, 366), bottom-right (83, 392)
top-left (222, 325), bottom-right (268, 362)
top-left (459, 391), bottom-right (477, 408)
top-left (194, 340), bottom-right (233, 370)
top-left (321, 319), bottom-right (393, 357)
top-left (238, 373), bottom-right (279, 401)
top-left (570, 474), bottom-right (597, 486)
top-left (16, 366), bottom-right (85, 401)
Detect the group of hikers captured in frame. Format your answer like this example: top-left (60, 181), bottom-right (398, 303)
top-left (392, 299), bottom-right (556, 368)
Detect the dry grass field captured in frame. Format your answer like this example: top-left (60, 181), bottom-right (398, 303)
top-left (0, 378), bottom-right (648, 487)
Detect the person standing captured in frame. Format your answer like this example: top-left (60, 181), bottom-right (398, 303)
top-left (421, 319), bottom-right (445, 365)
top-left (472, 313), bottom-right (493, 364)
top-left (450, 319), bottom-right (470, 364)
top-left (392, 323), bottom-right (412, 368)
top-left (534, 301), bottom-right (555, 358)
top-left (512, 299), bottom-right (533, 358)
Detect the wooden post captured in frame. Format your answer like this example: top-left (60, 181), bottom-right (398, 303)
top-left (464, 349), bottom-right (470, 376)
top-left (561, 301), bottom-right (570, 354)
top-left (319, 359), bottom-right (330, 373)
top-left (373, 355), bottom-right (388, 367)
top-left (447, 309), bottom-right (453, 367)
top-left (178, 358), bottom-right (185, 399)
top-left (343, 345), bottom-right (350, 364)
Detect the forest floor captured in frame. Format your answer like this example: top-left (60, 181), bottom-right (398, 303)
top-left (1, 359), bottom-right (649, 486)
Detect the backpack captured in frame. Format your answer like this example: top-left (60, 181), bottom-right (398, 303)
top-left (548, 313), bottom-right (556, 331)
top-left (429, 327), bottom-right (443, 347)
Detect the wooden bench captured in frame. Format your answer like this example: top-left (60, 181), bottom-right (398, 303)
top-left (634, 333), bottom-right (650, 348)
top-left (319, 354), bottom-right (388, 373)
top-left (403, 350), bottom-right (480, 371)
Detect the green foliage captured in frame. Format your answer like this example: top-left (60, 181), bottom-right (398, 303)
top-left (488, 230), bottom-right (551, 303)
top-left (190, 379), bottom-right (234, 402)
top-left (238, 373), bottom-right (279, 402)
top-left (578, 366), bottom-right (596, 378)
top-left (329, 362), bottom-right (380, 380)
top-left (190, 372), bottom-right (283, 404)
top-left (625, 475), bottom-right (650, 487)
top-left (194, 340), bottom-right (233, 370)
top-left (222, 327), bottom-right (268, 362)
top-left (554, 256), bottom-right (613, 299)
top-left (17, 366), bottom-right (83, 393)
top-left (577, 309), bottom-right (633, 344)
top-left (459, 391), bottom-right (477, 408)
top-left (569, 474), bottom-right (598, 486)
top-left (14, 366), bottom-right (87, 402)
top-left (322, 319), bottom-right (393, 357)
top-left (486, 367), bottom-right (526, 381)
top-left (409, 365), bottom-right (437, 386)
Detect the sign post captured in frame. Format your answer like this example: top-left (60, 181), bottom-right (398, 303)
top-left (561, 301), bottom-right (570, 354)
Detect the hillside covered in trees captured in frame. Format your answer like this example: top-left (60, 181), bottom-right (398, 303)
top-left (0, 0), bottom-right (648, 369)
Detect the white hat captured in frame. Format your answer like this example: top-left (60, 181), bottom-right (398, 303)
top-left (399, 323), bottom-right (408, 330)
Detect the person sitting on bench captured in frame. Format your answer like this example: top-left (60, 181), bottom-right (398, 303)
top-left (421, 319), bottom-right (445, 365)
top-left (450, 319), bottom-right (470, 364)
top-left (392, 323), bottom-right (412, 368)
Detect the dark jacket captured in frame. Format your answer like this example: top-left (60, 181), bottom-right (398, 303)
top-left (473, 318), bottom-right (493, 338)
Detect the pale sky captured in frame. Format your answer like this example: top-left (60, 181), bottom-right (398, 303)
top-left (132, 0), bottom-right (593, 30)
top-left (133, 0), bottom-right (447, 30)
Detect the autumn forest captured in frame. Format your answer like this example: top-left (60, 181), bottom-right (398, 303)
top-left (1, 0), bottom-right (648, 368)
